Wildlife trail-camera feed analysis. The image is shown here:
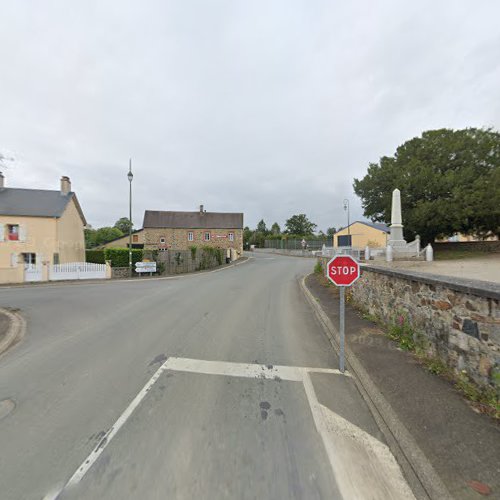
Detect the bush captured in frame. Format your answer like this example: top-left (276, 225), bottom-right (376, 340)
top-left (197, 246), bottom-right (224, 270)
top-left (104, 248), bottom-right (143, 267)
top-left (86, 249), bottom-right (105, 264)
top-left (314, 260), bottom-right (323, 274)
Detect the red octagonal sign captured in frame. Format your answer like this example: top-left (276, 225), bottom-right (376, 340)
top-left (327, 255), bottom-right (360, 286)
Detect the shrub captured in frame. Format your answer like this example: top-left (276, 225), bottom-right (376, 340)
top-left (387, 313), bottom-right (416, 351)
top-left (189, 246), bottom-right (197, 260)
top-left (197, 246), bottom-right (224, 270)
top-left (314, 260), bottom-right (323, 274)
top-left (86, 249), bottom-right (105, 264)
top-left (104, 248), bottom-right (143, 267)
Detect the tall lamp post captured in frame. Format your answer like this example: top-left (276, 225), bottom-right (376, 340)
top-left (128, 159), bottom-right (133, 277)
top-left (343, 198), bottom-right (350, 247)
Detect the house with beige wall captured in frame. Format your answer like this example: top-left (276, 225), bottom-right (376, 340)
top-left (0, 173), bottom-right (86, 283)
top-left (143, 206), bottom-right (244, 255)
top-left (98, 229), bottom-right (145, 249)
top-left (334, 221), bottom-right (389, 248)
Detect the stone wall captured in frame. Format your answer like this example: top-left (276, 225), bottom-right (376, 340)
top-left (317, 257), bottom-right (499, 390)
top-left (111, 267), bottom-right (134, 279)
top-left (354, 266), bottom-right (499, 389)
top-left (434, 240), bottom-right (500, 253)
top-left (143, 227), bottom-right (243, 255)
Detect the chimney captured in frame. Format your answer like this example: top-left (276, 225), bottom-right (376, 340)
top-left (199, 204), bottom-right (204, 214)
top-left (0, 172), bottom-right (4, 188)
top-left (60, 176), bottom-right (71, 195)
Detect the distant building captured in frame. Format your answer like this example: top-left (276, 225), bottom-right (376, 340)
top-left (142, 205), bottom-right (244, 255)
top-left (334, 221), bottom-right (389, 248)
top-left (98, 229), bottom-right (145, 249)
top-left (0, 173), bottom-right (86, 283)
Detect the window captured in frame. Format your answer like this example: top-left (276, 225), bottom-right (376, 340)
top-left (188, 232), bottom-right (194, 242)
top-left (160, 237), bottom-right (166, 244)
top-left (53, 253), bottom-right (60, 265)
top-left (204, 232), bottom-right (211, 241)
top-left (22, 253), bottom-right (36, 265)
top-left (132, 234), bottom-right (138, 242)
top-left (8, 224), bottom-right (19, 241)
top-left (228, 232), bottom-right (234, 242)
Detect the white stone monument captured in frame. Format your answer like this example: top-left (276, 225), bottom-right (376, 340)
top-left (389, 188), bottom-right (407, 248)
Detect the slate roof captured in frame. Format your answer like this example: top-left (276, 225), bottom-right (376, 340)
top-left (0, 188), bottom-right (86, 224)
top-left (143, 210), bottom-right (244, 229)
top-left (336, 221), bottom-right (390, 233)
top-left (361, 221), bottom-right (390, 233)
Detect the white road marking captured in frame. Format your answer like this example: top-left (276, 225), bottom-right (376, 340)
top-left (302, 370), bottom-right (415, 500)
top-left (50, 357), bottom-right (414, 500)
top-left (50, 358), bottom-right (172, 498)
top-left (165, 356), bottom-right (348, 381)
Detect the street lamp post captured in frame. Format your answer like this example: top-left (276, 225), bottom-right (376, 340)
top-left (128, 159), bottom-right (133, 277)
top-left (343, 199), bottom-right (350, 246)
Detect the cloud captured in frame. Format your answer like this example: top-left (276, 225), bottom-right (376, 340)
top-left (1, 0), bottom-right (499, 232)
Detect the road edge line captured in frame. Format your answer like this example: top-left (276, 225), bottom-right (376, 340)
top-left (300, 274), bottom-right (452, 500)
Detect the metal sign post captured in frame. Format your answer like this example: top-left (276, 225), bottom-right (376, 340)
top-left (339, 287), bottom-right (345, 373)
top-left (326, 255), bottom-right (361, 373)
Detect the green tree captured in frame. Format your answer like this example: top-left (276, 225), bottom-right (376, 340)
top-left (271, 222), bottom-right (281, 235)
top-left (114, 217), bottom-right (133, 234)
top-left (84, 228), bottom-right (98, 248)
top-left (353, 128), bottom-right (500, 243)
top-left (94, 227), bottom-right (123, 246)
top-left (326, 227), bottom-right (337, 237)
top-left (256, 219), bottom-right (268, 234)
top-left (284, 214), bottom-right (317, 236)
top-left (243, 226), bottom-right (253, 249)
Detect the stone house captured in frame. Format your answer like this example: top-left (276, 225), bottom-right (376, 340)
top-left (0, 173), bottom-right (86, 283)
top-left (334, 221), bottom-right (389, 248)
top-left (142, 206), bottom-right (244, 255)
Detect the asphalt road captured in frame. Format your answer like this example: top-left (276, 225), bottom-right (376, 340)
top-left (0, 253), bottom-right (414, 500)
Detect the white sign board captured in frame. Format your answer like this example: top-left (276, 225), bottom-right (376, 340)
top-left (135, 261), bottom-right (157, 273)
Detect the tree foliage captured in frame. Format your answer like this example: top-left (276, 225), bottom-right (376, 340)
top-left (85, 226), bottom-right (124, 248)
top-left (256, 219), bottom-right (268, 234)
top-left (114, 217), bottom-right (133, 234)
top-left (284, 214), bottom-right (317, 236)
top-left (271, 222), bottom-right (281, 235)
top-left (353, 128), bottom-right (500, 242)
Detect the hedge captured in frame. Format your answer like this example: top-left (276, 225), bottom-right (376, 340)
top-left (86, 249), bottom-right (106, 264)
top-left (104, 248), bottom-right (143, 267)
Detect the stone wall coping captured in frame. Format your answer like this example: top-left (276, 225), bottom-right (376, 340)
top-left (361, 264), bottom-right (500, 300)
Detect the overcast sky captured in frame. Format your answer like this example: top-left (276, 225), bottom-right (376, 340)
top-left (1, 1), bottom-right (499, 231)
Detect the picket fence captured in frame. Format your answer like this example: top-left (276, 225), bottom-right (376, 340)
top-left (49, 262), bottom-right (107, 281)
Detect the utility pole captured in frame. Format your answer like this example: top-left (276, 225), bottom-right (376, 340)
top-left (128, 159), bottom-right (134, 277)
top-left (343, 198), bottom-right (350, 246)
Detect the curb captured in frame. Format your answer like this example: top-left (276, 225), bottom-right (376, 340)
top-left (300, 274), bottom-right (453, 500)
top-left (0, 308), bottom-right (26, 358)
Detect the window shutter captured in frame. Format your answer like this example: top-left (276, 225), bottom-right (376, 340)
top-left (0, 224), bottom-right (4, 242)
top-left (19, 225), bottom-right (26, 242)
top-left (11, 253), bottom-right (18, 267)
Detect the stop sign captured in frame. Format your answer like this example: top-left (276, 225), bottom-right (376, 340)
top-left (327, 255), bottom-right (360, 286)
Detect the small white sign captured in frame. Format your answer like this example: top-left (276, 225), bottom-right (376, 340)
top-left (135, 262), bottom-right (157, 273)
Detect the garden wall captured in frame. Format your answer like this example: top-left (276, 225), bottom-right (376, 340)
top-left (317, 257), bottom-right (500, 390)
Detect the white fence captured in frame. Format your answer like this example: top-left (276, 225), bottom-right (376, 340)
top-left (319, 246), bottom-right (363, 260)
top-left (49, 262), bottom-right (107, 281)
